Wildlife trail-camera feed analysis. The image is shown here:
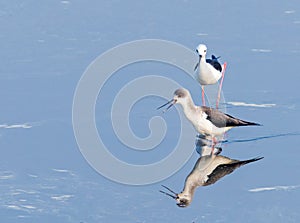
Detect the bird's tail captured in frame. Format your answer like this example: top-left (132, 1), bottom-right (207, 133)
top-left (238, 119), bottom-right (261, 126)
top-left (238, 157), bottom-right (264, 166)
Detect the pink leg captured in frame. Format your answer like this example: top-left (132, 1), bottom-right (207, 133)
top-left (202, 86), bottom-right (206, 106)
top-left (216, 62), bottom-right (227, 109)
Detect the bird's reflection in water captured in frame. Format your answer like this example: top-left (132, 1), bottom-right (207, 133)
top-left (160, 136), bottom-right (263, 207)
top-left (195, 134), bottom-right (223, 156)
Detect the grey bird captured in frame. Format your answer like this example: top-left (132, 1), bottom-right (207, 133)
top-left (157, 88), bottom-right (260, 144)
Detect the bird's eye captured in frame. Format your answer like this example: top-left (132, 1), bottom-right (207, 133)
top-left (204, 50), bottom-right (206, 52)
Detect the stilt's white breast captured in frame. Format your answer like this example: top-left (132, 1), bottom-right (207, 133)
top-left (197, 61), bottom-right (222, 85)
top-left (190, 109), bottom-right (228, 136)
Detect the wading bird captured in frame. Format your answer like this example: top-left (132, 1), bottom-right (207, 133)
top-left (194, 44), bottom-right (227, 108)
top-left (157, 88), bottom-right (260, 150)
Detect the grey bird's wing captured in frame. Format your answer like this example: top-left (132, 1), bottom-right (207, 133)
top-left (201, 106), bottom-right (260, 128)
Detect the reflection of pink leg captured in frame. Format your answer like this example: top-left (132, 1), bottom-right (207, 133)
top-left (216, 62), bottom-right (227, 109)
top-left (202, 86), bottom-right (206, 106)
top-left (211, 137), bottom-right (218, 155)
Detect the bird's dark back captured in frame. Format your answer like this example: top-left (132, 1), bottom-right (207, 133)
top-left (206, 55), bottom-right (222, 72)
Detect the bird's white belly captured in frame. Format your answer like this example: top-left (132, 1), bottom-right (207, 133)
top-left (193, 116), bottom-right (227, 136)
top-left (184, 107), bottom-right (231, 137)
top-left (197, 64), bottom-right (222, 85)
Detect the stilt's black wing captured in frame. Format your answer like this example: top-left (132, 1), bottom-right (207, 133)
top-left (206, 55), bottom-right (222, 72)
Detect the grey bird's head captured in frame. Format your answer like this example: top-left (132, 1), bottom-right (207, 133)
top-left (157, 88), bottom-right (191, 112)
top-left (173, 88), bottom-right (190, 104)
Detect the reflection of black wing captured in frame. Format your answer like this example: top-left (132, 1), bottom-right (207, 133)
top-left (201, 106), bottom-right (260, 128)
top-left (206, 55), bottom-right (222, 72)
top-left (203, 157), bottom-right (263, 186)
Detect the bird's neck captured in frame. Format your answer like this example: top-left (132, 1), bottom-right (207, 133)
top-left (200, 56), bottom-right (206, 63)
top-left (181, 99), bottom-right (197, 120)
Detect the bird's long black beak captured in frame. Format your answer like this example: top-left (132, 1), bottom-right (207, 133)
top-left (157, 99), bottom-right (176, 113)
top-left (194, 62), bottom-right (199, 71)
top-left (194, 50), bottom-right (201, 71)
top-left (159, 185), bottom-right (178, 200)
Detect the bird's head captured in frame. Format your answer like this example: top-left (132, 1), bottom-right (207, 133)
top-left (157, 88), bottom-right (190, 112)
top-left (196, 44), bottom-right (207, 58)
top-left (173, 88), bottom-right (190, 106)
